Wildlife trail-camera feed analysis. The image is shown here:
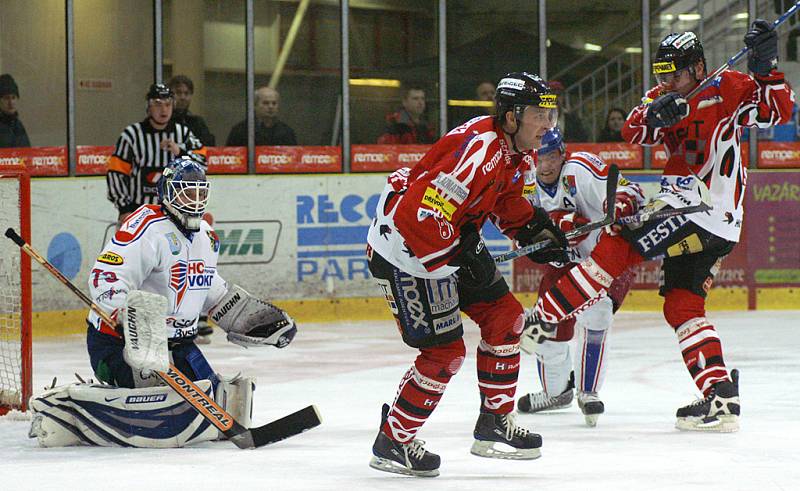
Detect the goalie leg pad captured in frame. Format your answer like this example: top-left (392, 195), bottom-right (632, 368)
top-left (29, 381), bottom-right (218, 448)
top-left (214, 374), bottom-right (255, 439)
top-left (209, 284), bottom-right (297, 348)
top-left (534, 340), bottom-right (571, 396)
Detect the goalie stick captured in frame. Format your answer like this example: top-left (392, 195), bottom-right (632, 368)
top-left (4, 227), bottom-right (321, 449)
top-left (494, 164), bottom-right (619, 264)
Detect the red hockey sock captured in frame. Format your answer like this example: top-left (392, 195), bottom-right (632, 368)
top-left (382, 340), bottom-right (465, 442)
top-left (664, 289), bottom-right (729, 395)
top-left (536, 233), bottom-right (642, 323)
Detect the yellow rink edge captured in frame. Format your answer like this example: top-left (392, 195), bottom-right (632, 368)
top-left (30, 287), bottom-right (798, 339)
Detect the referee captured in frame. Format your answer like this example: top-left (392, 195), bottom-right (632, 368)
top-left (107, 83), bottom-right (207, 224)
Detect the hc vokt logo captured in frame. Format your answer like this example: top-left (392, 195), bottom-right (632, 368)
top-left (169, 259), bottom-right (215, 308)
top-left (295, 193), bottom-right (381, 282)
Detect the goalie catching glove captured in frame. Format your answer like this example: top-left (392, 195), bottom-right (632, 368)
top-left (209, 285), bottom-right (297, 348)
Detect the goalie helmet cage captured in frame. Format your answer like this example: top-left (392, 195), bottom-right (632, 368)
top-left (0, 164), bottom-right (32, 414)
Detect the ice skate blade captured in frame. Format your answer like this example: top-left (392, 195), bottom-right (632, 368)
top-left (675, 414), bottom-right (739, 433)
top-left (583, 414), bottom-right (599, 427)
top-left (470, 440), bottom-right (541, 460)
top-left (368, 456), bottom-right (439, 478)
top-left (517, 401), bottom-right (572, 414)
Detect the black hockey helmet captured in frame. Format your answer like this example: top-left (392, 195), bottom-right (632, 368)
top-left (495, 72), bottom-right (557, 122)
top-left (146, 83), bottom-right (174, 101)
top-left (653, 32), bottom-right (706, 83)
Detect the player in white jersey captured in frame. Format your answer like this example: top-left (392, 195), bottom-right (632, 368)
top-left (515, 128), bottom-right (644, 426)
top-left (28, 157), bottom-right (297, 448)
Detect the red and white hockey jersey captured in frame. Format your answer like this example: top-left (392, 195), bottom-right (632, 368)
top-left (623, 69), bottom-right (794, 242)
top-left (525, 151), bottom-right (644, 263)
top-left (88, 205), bottom-right (228, 340)
top-left (367, 116), bottom-right (536, 278)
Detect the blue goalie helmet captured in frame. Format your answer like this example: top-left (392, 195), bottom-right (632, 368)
top-left (157, 156), bottom-right (209, 232)
top-left (538, 127), bottom-right (566, 157)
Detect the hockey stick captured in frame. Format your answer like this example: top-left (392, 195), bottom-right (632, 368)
top-left (686, 1), bottom-right (800, 101)
top-left (4, 227), bottom-right (321, 449)
top-left (616, 201), bottom-right (711, 225)
top-left (494, 164), bottom-right (619, 263)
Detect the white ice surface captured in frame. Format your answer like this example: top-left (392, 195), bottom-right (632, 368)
top-left (2, 311), bottom-right (799, 490)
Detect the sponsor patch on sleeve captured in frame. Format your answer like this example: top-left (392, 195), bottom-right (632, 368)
top-left (97, 251), bottom-right (124, 265)
top-left (421, 187), bottom-right (456, 221)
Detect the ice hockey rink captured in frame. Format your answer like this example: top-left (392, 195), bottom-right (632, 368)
top-left (2, 310), bottom-right (799, 491)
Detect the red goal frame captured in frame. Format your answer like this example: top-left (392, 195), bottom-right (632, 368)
top-left (0, 164), bottom-right (32, 414)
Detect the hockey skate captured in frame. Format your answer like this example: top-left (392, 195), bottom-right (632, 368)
top-left (675, 369), bottom-right (740, 433)
top-left (471, 412), bottom-right (542, 460)
top-left (577, 391), bottom-right (604, 427)
top-left (369, 404), bottom-right (440, 477)
top-left (517, 372), bottom-right (574, 413)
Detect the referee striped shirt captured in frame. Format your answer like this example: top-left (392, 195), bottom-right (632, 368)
top-left (107, 119), bottom-right (207, 214)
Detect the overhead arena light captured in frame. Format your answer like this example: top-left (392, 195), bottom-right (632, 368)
top-left (625, 47), bottom-right (642, 54)
top-left (734, 12), bottom-right (749, 20)
top-left (584, 43), bottom-right (602, 52)
top-left (349, 78), bottom-right (401, 87)
top-left (678, 13), bottom-right (701, 21)
top-left (448, 99), bottom-right (494, 107)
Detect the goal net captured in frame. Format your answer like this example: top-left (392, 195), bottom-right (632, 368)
top-left (0, 164), bottom-right (31, 414)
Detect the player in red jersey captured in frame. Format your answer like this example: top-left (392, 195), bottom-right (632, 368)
top-left (529, 24), bottom-right (794, 432)
top-left (366, 72), bottom-right (568, 477)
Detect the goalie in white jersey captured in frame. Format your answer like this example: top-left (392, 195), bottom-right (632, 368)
top-left (28, 156), bottom-right (297, 448)
top-left (516, 128), bottom-right (644, 426)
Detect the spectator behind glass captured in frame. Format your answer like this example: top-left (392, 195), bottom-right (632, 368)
top-left (599, 108), bottom-right (626, 142)
top-left (548, 80), bottom-right (588, 143)
top-left (377, 86), bottom-right (436, 144)
top-left (168, 75), bottom-right (216, 147)
top-left (226, 86), bottom-right (297, 146)
top-left (476, 81), bottom-right (496, 116)
top-left (0, 74), bottom-right (30, 148)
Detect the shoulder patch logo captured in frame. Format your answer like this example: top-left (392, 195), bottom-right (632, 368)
top-left (97, 251), bottom-right (124, 265)
top-left (165, 232), bottom-right (181, 255)
top-left (562, 175), bottom-right (577, 197)
top-left (206, 230), bottom-right (220, 253)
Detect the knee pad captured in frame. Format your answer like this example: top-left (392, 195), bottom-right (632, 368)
top-left (468, 292), bottom-right (524, 345)
top-left (663, 289), bottom-right (706, 328)
top-left (415, 338), bottom-right (466, 380)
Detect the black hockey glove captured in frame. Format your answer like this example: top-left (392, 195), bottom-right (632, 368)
top-left (450, 222), bottom-right (497, 288)
top-left (745, 19), bottom-right (778, 76)
top-left (515, 207), bottom-right (568, 264)
top-left (646, 92), bottom-right (689, 128)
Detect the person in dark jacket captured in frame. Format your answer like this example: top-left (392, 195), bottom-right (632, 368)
top-left (377, 86), bottom-right (436, 144)
top-left (598, 108), bottom-right (626, 142)
top-left (226, 86), bottom-right (297, 146)
top-left (168, 75), bottom-right (216, 147)
top-left (0, 74), bottom-right (30, 148)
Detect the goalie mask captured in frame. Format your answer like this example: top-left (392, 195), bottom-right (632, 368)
top-left (158, 157), bottom-right (209, 232)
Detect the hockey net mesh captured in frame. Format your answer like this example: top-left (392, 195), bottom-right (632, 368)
top-left (0, 174), bottom-right (25, 411)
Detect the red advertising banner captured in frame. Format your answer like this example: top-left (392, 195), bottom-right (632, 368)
top-left (76, 145), bottom-right (113, 175)
top-left (757, 141), bottom-right (800, 168)
top-left (207, 146), bottom-right (247, 174)
top-left (569, 143), bottom-right (643, 169)
top-left (651, 143), bottom-right (750, 169)
top-left (0, 147), bottom-right (68, 176)
top-left (255, 146), bottom-right (341, 173)
top-left (351, 144), bottom-right (431, 172)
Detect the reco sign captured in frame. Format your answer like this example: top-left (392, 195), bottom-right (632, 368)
top-left (296, 193), bottom-right (380, 282)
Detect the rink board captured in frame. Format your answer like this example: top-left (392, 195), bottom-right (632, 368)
top-left (22, 171), bottom-right (800, 336)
